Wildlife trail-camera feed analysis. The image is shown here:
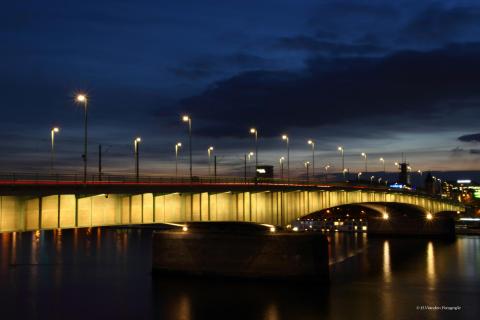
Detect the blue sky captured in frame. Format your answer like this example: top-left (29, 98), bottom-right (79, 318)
top-left (1, 0), bottom-right (480, 177)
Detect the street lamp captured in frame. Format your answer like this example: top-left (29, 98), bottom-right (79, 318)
top-left (379, 157), bottom-right (385, 175)
top-left (304, 161), bottom-right (310, 182)
top-left (76, 94), bottom-right (88, 183)
top-left (50, 127), bottom-right (60, 172)
top-left (361, 152), bottom-right (367, 174)
top-left (358, 172), bottom-right (362, 181)
top-left (182, 115), bottom-right (192, 180)
top-left (282, 134), bottom-right (289, 182)
top-left (370, 175), bottom-right (375, 183)
top-left (308, 140), bottom-right (315, 180)
top-left (417, 169), bottom-right (423, 176)
top-left (175, 142), bottom-right (182, 178)
top-left (338, 146), bottom-right (345, 178)
top-left (279, 157), bottom-right (285, 180)
top-left (250, 128), bottom-right (258, 172)
top-left (134, 137), bottom-right (141, 182)
top-left (248, 152), bottom-right (254, 178)
top-left (208, 146), bottom-right (214, 177)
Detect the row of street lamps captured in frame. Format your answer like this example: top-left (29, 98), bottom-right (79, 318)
top-left (50, 98), bottom-right (411, 183)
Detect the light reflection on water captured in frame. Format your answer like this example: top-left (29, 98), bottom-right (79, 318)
top-left (0, 229), bottom-right (478, 319)
top-left (383, 240), bottom-right (391, 283)
top-left (426, 241), bottom-right (436, 287)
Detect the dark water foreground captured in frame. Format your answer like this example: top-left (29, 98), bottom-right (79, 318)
top-left (0, 228), bottom-right (479, 320)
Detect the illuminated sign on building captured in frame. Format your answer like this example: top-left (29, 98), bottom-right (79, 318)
top-left (472, 186), bottom-right (480, 199)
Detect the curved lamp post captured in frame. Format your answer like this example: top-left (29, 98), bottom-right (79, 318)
top-left (76, 94), bottom-right (88, 183)
top-left (182, 115), bottom-right (192, 180)
top-left (50, 127), bottom-right (60, 172)
top-left (282, 134), bottom-right (290, 182)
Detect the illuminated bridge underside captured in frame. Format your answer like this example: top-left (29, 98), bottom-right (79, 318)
top-left (0, 190), bottom-right (463, 232)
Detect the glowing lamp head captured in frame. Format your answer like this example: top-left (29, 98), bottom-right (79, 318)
top-left (182, 226), bottom-right (188, 232)
top-left (176, 142), bottom-right (182, 147)
top-left (135, 137), bottom-right (141, 143)
top-left (358, 172), bottom-right (362, 176)
top-left (380, 157), bottom-right (384, 162)
top-left (250, 128), bottom-right (256, 134)
top-left (182, 115), bottom-right (190, 122)
top-left (282, 134), bottom-right (288, 140)
top-left (308, 140), bottom-right (313, 145)
top-left (269, 227), bottom-right (276, 233)
top-left (304, 161), bottom-right (310, 167)
top-left (249, 152), bottom-right (254, 156)
top-left (208, 146), bottom-right (214, 151)
top-left (52, 127), bottom-right (60, 133)
top-left (292, 226), bottom-right (299, 232)
top-left (426, 213), bottom-right (433, 220)
top-left (76, 94), bottom-right (86, 102)
top-left (343, 168), bottom-right (348, 173)
top-left (338, 146), bottom-right (343, 151)
top-left (382, 213), bottom-right (389, 220)
top-left (361, 152), bottom-right (366, 157)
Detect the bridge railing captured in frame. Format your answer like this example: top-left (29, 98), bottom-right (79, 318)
top-left (0, 171), bottom-right (331, 186)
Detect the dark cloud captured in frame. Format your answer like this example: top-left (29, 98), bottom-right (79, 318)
top-left (459, 133), bottom-right (480, 142)
top-left (179, 43), bottom-right (480, 138)
top-left (308, 2), bottom-right (398, 29)
top-left (273, 35), bottom-right (386, 56)
top-left (169, 53), bottom-right (272, 80)
top-left (401, 4), bottom-right (480, 43)
top-left (314, 29), bottom-right (338, 40)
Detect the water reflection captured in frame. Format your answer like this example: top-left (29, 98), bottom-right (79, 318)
top-left (177, 294), bottom-right (191, 320)
top-left (151, 276), bottom-right (330, 320)
top-left (426, 241), bottom-right (436, 288)
top-left (0, 229), bottom-right (479, 319)
top-left (383, 240), bottom-right (391, 283)
top-left (263, 303), bottom-right (279, 320)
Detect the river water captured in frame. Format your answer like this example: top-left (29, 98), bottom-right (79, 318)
top-left (0, 228), bottom-right (478, 319)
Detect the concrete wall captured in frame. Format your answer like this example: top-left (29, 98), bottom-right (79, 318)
top-left (0, 190), bottom-right (464, 233)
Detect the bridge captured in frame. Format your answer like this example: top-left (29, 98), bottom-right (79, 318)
top-left (0, 174), bottom-right (464, 233)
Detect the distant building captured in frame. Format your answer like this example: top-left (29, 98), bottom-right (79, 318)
top-left (424, 172), bottom-right (436, 195)
top-left (398, 162), bottom-right (411, 185)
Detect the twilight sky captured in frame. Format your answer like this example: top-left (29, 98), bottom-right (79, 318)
top-left (1, 0), bottom-right (480, 178)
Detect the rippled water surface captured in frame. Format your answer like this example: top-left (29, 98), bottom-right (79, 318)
top-left (0, 229), bottom-right (479, 319)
